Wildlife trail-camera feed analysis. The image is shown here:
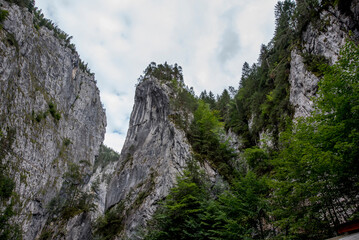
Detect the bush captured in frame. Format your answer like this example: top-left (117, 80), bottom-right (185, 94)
top-left (63, 138), bottom-right (71, 147)
top-left (93, 202), bottom-right (125, 240)
top-left (0, 9), bottom-right (9, 24)
top-left (48, 102), bottom-right (61, 121)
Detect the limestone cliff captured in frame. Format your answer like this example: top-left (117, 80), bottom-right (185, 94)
top-left (289, 0), bottom-right (359, 118)
top-left (104, 78), bottom-right (194, 239)
top-left (0, 1), bottom-right (106, 239)
top-left (1, 0), bottom-right (358, 239)
top-left (100, 2), bottom-right (359, 238)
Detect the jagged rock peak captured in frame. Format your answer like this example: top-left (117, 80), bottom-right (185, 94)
top-left (104, 76), bottom-right (193, 239)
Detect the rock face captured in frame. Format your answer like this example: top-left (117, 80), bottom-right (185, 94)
top-left (1, 0), bottom-right (358, 239)
top-left (289, 50), bottom-right (320, 118)
top-left (0, 1), bottom-right (106, 239)
top-left (105, 78), bottom-right (193, 239)
top-left (289, 0), bottom-right (359, 118)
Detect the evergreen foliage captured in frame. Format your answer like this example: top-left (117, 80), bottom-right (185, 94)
top-left (144, 162), bottom-right (212, 240)
top-left (225, 0), bottom-right (296, 148)
top-left (144, 164), bottom-right (270, 240)
top-left (3, 0), bottom-right (94, 75)
top-left (32, 8), bottom-right (77, 52)
top-left (93, 144), bottom-right (120, 171)
top-left (188, 101), bottom-right (237, 180)
top-left (144, 37), bottom-right (359, 240)
top-left (270, 41), bottom-right (359, 239)
top-left (94, 202), bottom-right (126, 240)
top-left (138, 62), bottom-right (183, 83)
top-left (199, 90), bottom-right (216, 110)
top-left (4, 0), bottom-right (34, 12)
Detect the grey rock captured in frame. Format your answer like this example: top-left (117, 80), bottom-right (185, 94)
top-left (87, 160), bottom-right (117, 220)
top-left (0, 1), bottom-right (106, 239)
top-left (66, 213), bottom-right (92, 240)
top-left (289, 2), bottom-right (358, 118)
top-left (105, 78), bottom-right (194, 239)
top-left (289, 49), bottom-right (320, 118)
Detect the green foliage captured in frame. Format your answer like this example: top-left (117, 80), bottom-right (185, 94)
top-left (225, 1), bottom-right (295, 148)
top-left (0, 203), bottom-right (22, 240)
top-left (138, 62), bottom-right (183, 83)
top-left (302, 52), bottom-right (329, 77)
top-left (292, 0), bottom-right (354, 38)
top-left (145, 164), bottom-right (270, 240)
top-left (32, 102), bottom-right (61, 123)
top-left (63, 138), bottom-right (72, 147)
top-left (47, 162), bottom-right (97, 221)
top-left (270, 40), bottom-right (359, 238)
top-left (293, 0), bottom-right (322, 37)
top-left (144, 163), bottom-right (211, 240)
top-left (48, 102), bottom-right (61, 121)
top-left (93, 202), bottom-right (125, 240)
top-left (4, 0), bottom-right (34, 12)
top-left (0, 129), bottom-right (21, 239)
top-left (0, 174), bottom-right (15, 199)
top-left (215, 89), bottom-right (231, 123)
top-left (38, 229), bottom-right (54, 240)
top-left (243, 147), bottom-right (271, 175)
top-left (0, 9), bottom-right (9, 27)
top-left (171, 83), bottom-right (198, 114)
top-left (169, 77), bottom-right (198, 131)
top-left (93, 144), bottom-right (120, 171)
top-left (144, 41), bottom-right (359, 240)
top-left (34, 111), bottom-right (47, 123)
top-left (188, 101), bottom-right (237, 180)
top-left (5, 32), bottom-right (19, 53)
top-left (79, 59), bottom-right (93, 75)
top-left (199, 90), bottom-right (216, 110)
top-left (212, 171), bottom-right (270, 240)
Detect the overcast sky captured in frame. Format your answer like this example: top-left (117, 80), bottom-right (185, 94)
top-left (35, 0), bottom-right (279, 153)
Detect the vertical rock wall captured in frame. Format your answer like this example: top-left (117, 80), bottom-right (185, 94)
top-left (0, 1), bottom-right (106, 239)
top-left (289, 0), bottom-right (359, 118)
top-left (106, 78), bottom-right (193, 239)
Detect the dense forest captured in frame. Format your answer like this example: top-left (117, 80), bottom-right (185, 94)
top-left (140, 0), bottom-right (359, 239)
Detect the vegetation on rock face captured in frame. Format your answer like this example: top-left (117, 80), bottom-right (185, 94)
top-left (225, 0), bottom-right (295, 149)
top-left (0, 9), bottom-right (9, 29)
top-left (93, 201), bottom-right (126, 240)
top-left (47, 161), bottom-right (97, 221)
top-left (270, 40), bottom-right (359, 239)
top-left (93, 144), bottom-right (120, 171)
top-left (2, 0), bottom-right (357, 239)
top-left (144, 39), bottom-right (359, 240)
top-left (4, 0), bottom-right (34, 12)
top-left (143, 0), bottom-right (359, 239)
top-left (138, 62), bottom-right (184, 83)
top-left (3, 0), bottom-right (93, 75)
top-left (0, 129), bottom-right (21, 239)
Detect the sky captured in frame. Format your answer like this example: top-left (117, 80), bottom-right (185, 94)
top-left (35, 0), bottom-right (279, 153)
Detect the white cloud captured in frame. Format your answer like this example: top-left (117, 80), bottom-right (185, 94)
top-left (36, 0), bottom-right (278, 153)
